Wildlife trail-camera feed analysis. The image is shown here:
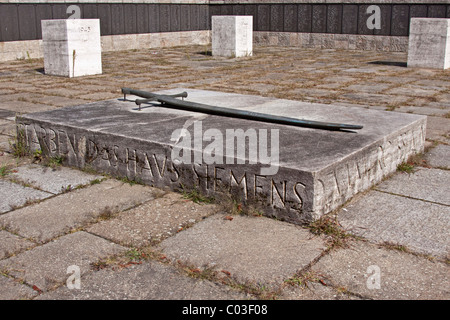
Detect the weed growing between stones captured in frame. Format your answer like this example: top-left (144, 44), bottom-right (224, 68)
top-left (397, 162), bottom-right (415, 174)
top-left (307, 216), bottom-right (354, 249)
top-left (180, 184), bottom-right (214, 205)
top-left (10, 128), bottom-right (29, 158)
top-left (0, 164), bottom-right (11, 177)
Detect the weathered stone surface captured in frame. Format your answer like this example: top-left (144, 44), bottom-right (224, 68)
top-left (0, 230), bottom-right (35, 260)
top-left (158, 214), bottom-right (327, 289)
top-left (407, 18), bottom-right (450, 70)
top-left (338, 190), bottom-right (450, 259)
top-left (0, 275), bottom-right (38, 300)
top-left (0, 179), bottom-right (52, 214)
top-left (426, 116), bottom-right (450, 144)
top-left (312, 241), bottom-right (450, 300)
top-left (425, 144), bottom-right (450, 169)
top-left (0, 120), bottom-right (15, 136)
top-left (42, 19), bottom-right (102, 77)
top-left (375, 168), bottom-right (450, 206)
top-left (87, 192), bottom-right (217, 247)
top-left (7, 164), bottom-right (104, 195)
top-left (280, 281), bottom-right (361, 300)
top-left (16, 89), bottom-right (426, 223)
top-left (37, 260), bottom-right (249, 300)
top-left (212, 16), bottom-right (253, 57)
top-left (0, 179), bottom-right (157, 243)
top-left (0, 231), bottom-right (126, 292)
top-left (0, 135), bottom-right (12, 152)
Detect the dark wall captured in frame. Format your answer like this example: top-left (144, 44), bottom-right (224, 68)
top-left (0, 3), bottom-right (210, 42)
top-left (210, 3), bottom-right (450, 37)
top-left (0, 3), bottom-right (449, 42)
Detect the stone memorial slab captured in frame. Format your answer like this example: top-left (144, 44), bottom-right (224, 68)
top-left (41, 19), bottom-right (102, 77)
top-left (212, 16), bottom-right (253, 58)
top-left (407, 18), bottom-right (450, 70)
top-left (16, 89), bottom-right (426, 224)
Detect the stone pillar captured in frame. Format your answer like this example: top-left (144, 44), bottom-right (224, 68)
top-left (212, 16), bottom-right (253, 58)
top-left (41, 19), bottom-right (102, 77)
top-left (407, 18), bottom-right (450, 70)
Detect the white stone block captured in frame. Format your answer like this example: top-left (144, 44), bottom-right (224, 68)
top-left (41, 19), bottom-right (102, 77)
top-left (407, 18), bottom-right (450, 70)
top-left (212, 16), bottom-right (253, 58)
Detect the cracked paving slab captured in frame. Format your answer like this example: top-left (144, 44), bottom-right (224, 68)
top-left (375, 168), bottom-right (450, 206)
top-left (0, 275), bottom-right (38, 300)
top-left (0, 179), bottom-right (53, 214)
top-left (0, 231), bottom-right (127, 293)
top-left (338, 190), bottom-right (450, 259)
top-left (311, 241), bottom-right (449, 300)
top-left (87, 192), bottom-right (218, 247)
top-left (36, 259), bottom-right (249, 300)
top-left (425, 144), bottom-right (450, 170)
top-left (0, 230), bottom-right (35, 260)
top-left (0, 179), bottom-right (157, 243)
top-left (158, 214), bottom-right (327, 289)
top-left (6, 164), bottom-right (104, 195)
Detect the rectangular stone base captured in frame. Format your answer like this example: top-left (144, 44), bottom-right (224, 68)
top-left (407, 18), bottom-right (450, 70)
top-left (42, 19), bottom-right (102, 77)
top-left (212, 16), bottom-right (253, 57)
top-left (16, 89), bottom-right (426, 224)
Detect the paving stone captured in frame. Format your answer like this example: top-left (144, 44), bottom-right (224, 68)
top-left (31, 96), bottom-right (88, 108)
top-left (311, 241), bottom-right (450, 300)
top-left (411, 79), bottom-right (450, 88)
top-left (0, 231), bottom-right (126, 292)
top-left (342, 68), bottom-right (377, 74)
top-left (0, 101), bottom-right (56, 114)
top-left (8, 164), bottom-right (104, 195)
top-left (341, 92), bottom-right (408, 105)
top-left (0, 275), bottom-right (38, 300)
top-left (76, 92), bottom-right (119, 102)
top-left (158, 214), bottom-right (327, 289)
top-left (386, 86), bottom-right (442, 98)
top-left (0, 135), bottom-right (12, 152)
top-left (37, 260), bottom-right (249, 300)
top-left (0, 120), bottom-right (15, 136)
top-left (280, 281), bottom-right (361, 300)
top-left (396, 106), bottom-right (450, 117)
top-left (87, 192), bottom-right (218, 247)
top-left (345, 83), bottom-right (391, 93)
top-left (0, 230), bottom-right (35, 260)
top-left (0, 179), bottom-right (157, 243)
top-left (0, 179), bottom-right (52, 214)
top-left (338, 190), bottom-right (450, 259)
top-left (426, 116), bottom-right (450, 144)
top-left (375, 168), bottom-right (450, 206)
top-left (425, 144), bottom-right (450, 169)
top-left (0, 148), bottom-right (14, 164)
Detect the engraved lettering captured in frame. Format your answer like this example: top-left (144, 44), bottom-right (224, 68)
top-left (87, 139), bottom-right (98, 162)
top-left (47, 128), bottom-right (57, 155)
top-left (214, 166), bottom-right (225, 191)
top-left (193, 164), bottom-right (209, 190)
top-left (152, 154), bottom-right (167, 178)
top-left (254, 174), bottom-right (266, 199)
top-left (294, 182), bottom-right (306, 207)
top-left (140, 152), bottom-right (153, 177)
top-left (126, 148), bottom-right (137, 176)
top-left (169, 161), bottom-right (180, 183)
top-left (230, 170), bottom-right (248, 200)
top-left (271, 179), bottom-right (286, 208)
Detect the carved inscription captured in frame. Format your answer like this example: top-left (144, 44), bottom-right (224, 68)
top-left (20, 124), bottom-right (306, 213)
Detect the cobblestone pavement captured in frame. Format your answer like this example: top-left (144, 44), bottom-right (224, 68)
top-left (0, 46), bottom-right (449, 301)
